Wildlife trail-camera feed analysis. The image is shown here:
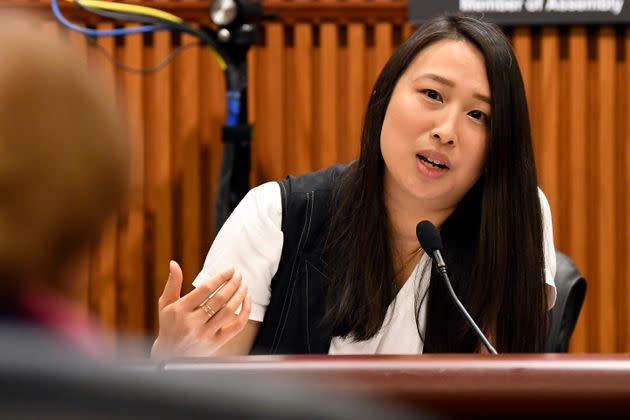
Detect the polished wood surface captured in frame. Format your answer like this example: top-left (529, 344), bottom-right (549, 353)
top-left (2, 1), bottom-right (629, 354)
top-left (161, 354), bottom-right (630, 415)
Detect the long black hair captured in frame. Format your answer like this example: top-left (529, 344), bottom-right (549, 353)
top-left (323, 14), bottom-right (547, 352)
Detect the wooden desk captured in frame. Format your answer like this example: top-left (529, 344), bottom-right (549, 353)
top-left (162, 354), bottom-right (630, 416)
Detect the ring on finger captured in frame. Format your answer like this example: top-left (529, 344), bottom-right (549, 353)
top-left (200, 300), bottom-right (217, 318)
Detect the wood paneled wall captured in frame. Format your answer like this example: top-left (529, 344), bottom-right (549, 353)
top-left (3, 1), bottom-right (628, 353)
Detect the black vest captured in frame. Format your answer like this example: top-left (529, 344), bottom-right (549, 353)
top-left (250, 164), bottom-right (348, 354)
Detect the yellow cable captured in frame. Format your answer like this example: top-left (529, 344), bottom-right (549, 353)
top-left (67, 0), bottom-right (184, 24)
top-left (208, 47), bottom-right (227, 70)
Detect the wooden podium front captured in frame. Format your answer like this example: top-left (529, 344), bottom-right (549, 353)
top-left (161, 354), bottom-right (630, 416)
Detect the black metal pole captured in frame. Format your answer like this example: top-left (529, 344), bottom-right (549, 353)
top-left (213, 22), bottom-right (257, 233)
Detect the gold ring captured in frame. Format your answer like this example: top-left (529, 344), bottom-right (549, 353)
top-left (200, 302), bottom-right (216, 318)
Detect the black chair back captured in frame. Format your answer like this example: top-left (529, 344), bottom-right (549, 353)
top-left (546, 251), bottom-right (587, 352)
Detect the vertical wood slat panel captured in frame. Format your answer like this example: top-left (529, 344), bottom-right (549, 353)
top-left (613, 27), bottom-right (627, 353)
top-left (262, 23), bottom-right (285, 181)
top-left (200, 40), bottom-right (226, 252)
top-left (345, 23), bottom-right (365, 162)
top-left (145, 29), bottom-right (173, 328)
top-left (596, 27), bottom-right (617, 353)
top-left (317, 23), bottom-right (339, 168)
top-left (566, 27), bottom-right (589, 353)
top-left (587, 30), bottom-right (599, 352)
top-left (538, 27), bottom-right (560, 246)
top-left (285, 28), bottom-right (297, 176)
top-left (376, 22), bottom-right (395, 63)
top-left (512, 27), bottom-right (532, 106)
top-left (174, 32), bottom-right (201, 293)
top-left (557, 28), bottom-right (570, 279)
top-left (119, 26), bottom-right (146, 334)
top-left (249, 47), bottom-right (262, 185)
top-left (372, 23), bottom-right (393, 90)
top-left (290, 23), bottom-right (313, 175)
top-left (528, 30), bottom-right (545, 175)
top-left (403, 23), bottom-right (414, 41)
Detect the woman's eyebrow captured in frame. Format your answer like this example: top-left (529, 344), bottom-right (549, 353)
top-left (416, 73), bottom-right (492, 105)
top-left (420, 73), bottom-right (455, 87)
top-left (474, 93), bottom-right (491, 105)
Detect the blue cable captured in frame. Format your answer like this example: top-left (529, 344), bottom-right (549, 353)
top-left (51, 0), bottom-right (170, 36)
top-left (226, 91), bottom-right (241, 126)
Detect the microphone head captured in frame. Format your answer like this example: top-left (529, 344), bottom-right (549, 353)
top-left (416, 220), bottom-right (443, 255)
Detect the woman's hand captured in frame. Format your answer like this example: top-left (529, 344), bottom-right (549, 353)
top-left (151, 261), bottom-right (251, 359)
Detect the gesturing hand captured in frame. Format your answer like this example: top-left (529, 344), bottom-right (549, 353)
top-left (151, 261), bottom-right (251, 359)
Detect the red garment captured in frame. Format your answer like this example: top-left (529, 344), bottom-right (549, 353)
top-left (17, 290), bottom-right (110, 357)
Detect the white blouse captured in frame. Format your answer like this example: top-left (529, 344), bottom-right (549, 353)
top-left (193, 181), bottom-right (557, 354)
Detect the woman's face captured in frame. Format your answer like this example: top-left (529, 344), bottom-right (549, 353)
top-left (380, 39), bottom-right (491, 211)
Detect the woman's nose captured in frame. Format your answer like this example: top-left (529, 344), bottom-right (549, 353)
top-left (431, 132), bottom-right (454, 145)
top-left (430, 110), bottom-right (458, 145)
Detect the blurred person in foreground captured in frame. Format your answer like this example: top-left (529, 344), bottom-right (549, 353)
top-left (0, 14), bottom-right (128, 358)
top-left (0, 13), bottom-right (423, 420)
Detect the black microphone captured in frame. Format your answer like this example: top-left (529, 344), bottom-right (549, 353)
top-left (416, 220), bottom-right (498, 355)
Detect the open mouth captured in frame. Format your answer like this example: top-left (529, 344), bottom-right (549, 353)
top-left (417, 154), bottom-right (449, 170)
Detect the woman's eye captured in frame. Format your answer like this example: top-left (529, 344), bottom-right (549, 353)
top-left (421, 89), bottom-right (442, 102)
top-left (469, 110), bottom-right (489, 123)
